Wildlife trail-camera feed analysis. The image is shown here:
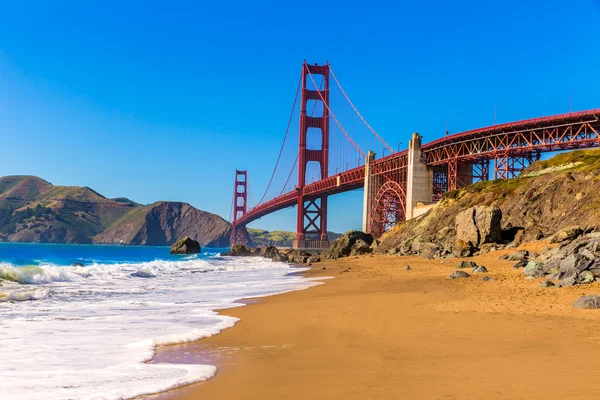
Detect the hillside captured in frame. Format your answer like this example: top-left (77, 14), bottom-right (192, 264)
top-left (0, 176), bottom-right (231, 246)
top-left (376, 148), bottom-right (600, 254)
top-left (94, 201), bottom-right (231, 247)
top-left (247, 229), bottom-right (342, 247)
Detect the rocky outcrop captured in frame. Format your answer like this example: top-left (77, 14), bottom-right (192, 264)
top-left (321, 231), bottom-right (374, 260)
top-left (455, 206), bottom-right (502, 247)
top-left (170, 237), bottom-right (201, 254)
top-left (531, 233), bottom-right (600, 285)
top-left (376, 149), bottom-right (600, 258)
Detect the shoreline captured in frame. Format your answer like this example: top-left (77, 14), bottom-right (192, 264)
top-left (142, 243), bottom-right (600, 399)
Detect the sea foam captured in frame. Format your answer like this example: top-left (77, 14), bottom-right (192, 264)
top-left (0, 254), bottom-right (320, 400)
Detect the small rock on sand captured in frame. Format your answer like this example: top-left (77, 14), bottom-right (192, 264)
top-left (538, 280), bottom-right (555, 288)
top-left (472, 266), bottom-right (488, 273)
top-left (573, 295), bottom-right (600, 309)
top-left (403, 265), bottom-right (411, 271)
top-left (448, 270), bottom-right (470, 279)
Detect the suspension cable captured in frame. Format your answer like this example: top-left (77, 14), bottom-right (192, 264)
top-left (279, 154), bottom-right (298, 196)
top-left (329, 65), bottom-right (393, 152)
top-left (256, 73), bottom-right (302, 205)
top-left (305, 62), bottom-right (366, 158)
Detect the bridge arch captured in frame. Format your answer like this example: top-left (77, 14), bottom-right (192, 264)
top-left (369, 181), bottom-right (406, 238)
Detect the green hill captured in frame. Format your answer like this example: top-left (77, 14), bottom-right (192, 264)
top-left (0, 176), bottom-right (231, 246)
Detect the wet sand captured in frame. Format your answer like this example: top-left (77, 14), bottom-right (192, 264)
top-left (150, 243), bottom-right (600, 400)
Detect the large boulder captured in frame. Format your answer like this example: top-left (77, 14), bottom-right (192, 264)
top-left (287, 250), bottom-right (311, 264)
top-left (170, 237), bottom-right (201, 254)
top-left (224, 244), bottom-right (252, 257)
top-left (321, 231), bottom-right (374, 260)
top-left (455, 206), bottom-right (502, 248)
top-left (259, 246), bottom-right (280, 259)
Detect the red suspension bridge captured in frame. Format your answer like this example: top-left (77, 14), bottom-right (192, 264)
top-left (231, 61), bottom-right (600, 249)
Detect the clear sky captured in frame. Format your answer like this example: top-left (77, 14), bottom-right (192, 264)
top-left (1, 1), bottom-right (599, 233)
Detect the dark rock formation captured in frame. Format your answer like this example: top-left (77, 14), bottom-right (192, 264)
top-left (170, 237), bottom-right (201, 254)
top-left (287, 250), bottom-right (311, 264)
top-left (321, 231), bottom-right (374, 260)
top-left (225, 244), bottom-right (253, 257)
top-left (259, 246), bottom-right (280, 259)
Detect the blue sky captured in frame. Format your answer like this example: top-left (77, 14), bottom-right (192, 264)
top-left (1, 1), bottom-right (599, 233)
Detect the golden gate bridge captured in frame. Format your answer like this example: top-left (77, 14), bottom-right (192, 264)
top-left (231, 61), bottom-right (600, 249)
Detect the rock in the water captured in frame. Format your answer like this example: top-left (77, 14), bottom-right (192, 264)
top-left (455, 205), bottom-right (502, 247)
top-left (472, 266), bottom-right (488, 273)
top-left (538, 280), bottom-right (555, 288)
top-left (71, 262), bottom-right (85, 267)
top-left (170, 237), bottom-right (201, 254)
top-left (573, 295), bottom-right (600, 309)
top-left (131, 269), bottom-right (156, 278)
top-left (456, 260), bottom-right (477, 269)
top-left (524, 260), bottom-right (545, 277)
top-left (225, 244), bottom-right (252, 257)
top-left (550, 226), bottom-right (583, 244)
top-left (321, 231), bottom-right (373, 260)
top-left (448, 270), bottom-right (470, 279)
top-left (403, 265), bottom-right (411, 271)
top-left (272, 253), bottom-right (289, 263)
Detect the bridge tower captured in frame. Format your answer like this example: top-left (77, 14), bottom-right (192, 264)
top-left (231, 170), bottom-right (248, 245)
top-left (293, 62), bottom-right (330, 249)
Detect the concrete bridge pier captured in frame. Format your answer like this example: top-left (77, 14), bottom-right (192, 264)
top-left (362, 150), bottom-right (376, 233)
top-left (406, 133), bottom-right (433, 220)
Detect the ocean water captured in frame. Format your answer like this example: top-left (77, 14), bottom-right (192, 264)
top-left (0, 243), bottom-right (320, 400)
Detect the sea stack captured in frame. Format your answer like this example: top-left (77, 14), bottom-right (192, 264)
top-left (169, 237), bottom-right (201, 254)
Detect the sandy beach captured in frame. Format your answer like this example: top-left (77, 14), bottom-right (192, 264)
top-left (150, 243), bottom-right (600, 400)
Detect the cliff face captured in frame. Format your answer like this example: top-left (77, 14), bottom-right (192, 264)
top-left (94, 202), bottom-right (232, 247)
top-left (377, 148), bottom-right (600, 253)
top-left (0, 176), bottom-right (231, 246)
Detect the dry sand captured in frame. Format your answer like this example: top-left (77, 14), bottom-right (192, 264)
top-left (148, 243), bottom-right (600, 400)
